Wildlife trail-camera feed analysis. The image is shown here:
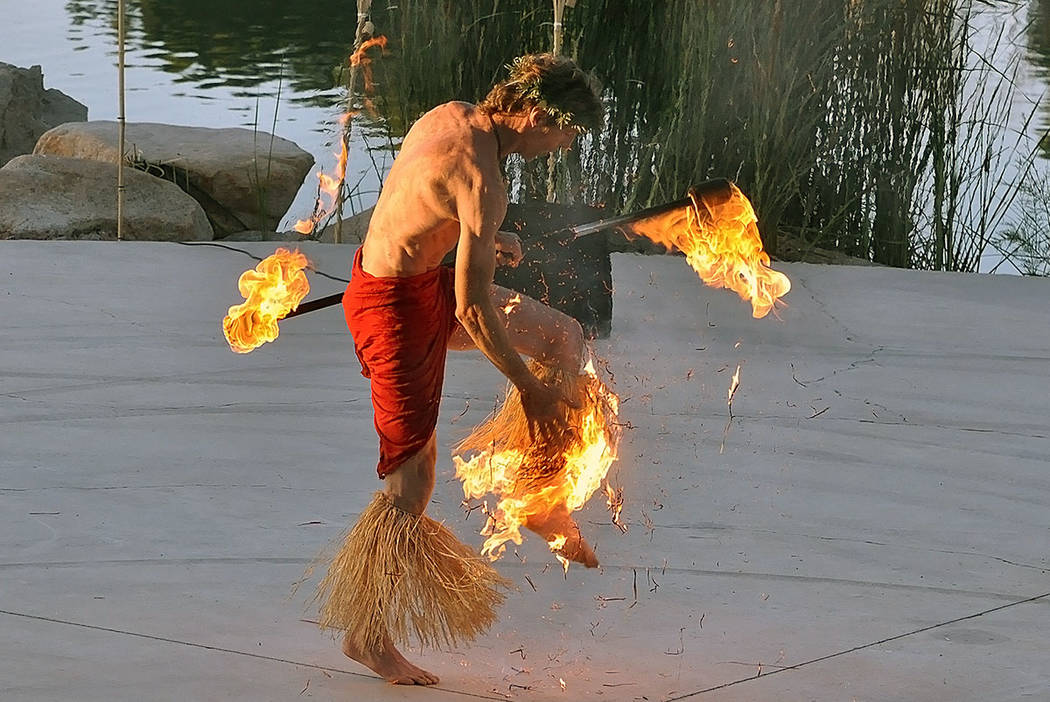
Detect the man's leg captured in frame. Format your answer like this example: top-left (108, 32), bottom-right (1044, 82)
top-left (449, 285), bottom-right (598, 567)
top-left (340, 433), bottom-right (441, 685)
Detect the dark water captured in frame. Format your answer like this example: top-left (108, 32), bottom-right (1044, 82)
top-left (2, 0), bottom-right (1047, 271)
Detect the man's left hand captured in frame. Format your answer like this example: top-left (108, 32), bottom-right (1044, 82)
top-left (494, 231), bottom-right (523, 267)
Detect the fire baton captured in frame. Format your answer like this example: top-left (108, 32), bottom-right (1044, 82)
top-left (284, 178), bottom-right (731, 320)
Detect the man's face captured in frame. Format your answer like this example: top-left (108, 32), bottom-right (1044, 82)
top-left (523, 110), bottom-right (578, 160)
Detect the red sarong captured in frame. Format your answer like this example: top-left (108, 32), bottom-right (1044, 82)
top-left (343, 248), bottom-right (459, 478)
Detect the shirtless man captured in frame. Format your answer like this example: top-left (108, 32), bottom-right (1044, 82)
top-left (336, 54), bottom-right (603, 685)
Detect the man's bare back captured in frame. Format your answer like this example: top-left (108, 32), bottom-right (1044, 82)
top-left (360, 102), bottom-right (505, 278)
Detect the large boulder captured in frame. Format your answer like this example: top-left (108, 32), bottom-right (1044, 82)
top-left (0, 154), bottom-right (213, 241)
top-left (34, 121), bottom-right (313, 236)
top-left (0, 62), bottom-right (87, 167)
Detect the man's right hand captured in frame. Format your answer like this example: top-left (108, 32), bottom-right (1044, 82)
top-left (519, 377), bottom-right (581, 446)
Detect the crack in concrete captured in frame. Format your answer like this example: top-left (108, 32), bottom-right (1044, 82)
top-left (0, 608), bottom-right (505, 701)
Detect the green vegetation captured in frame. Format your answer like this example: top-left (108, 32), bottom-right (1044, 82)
top-left (65, 0), bottom-right (1048, 271)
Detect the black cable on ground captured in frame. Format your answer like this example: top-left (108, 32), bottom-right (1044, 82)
top-left (177, 241), bottom-right (350, 284)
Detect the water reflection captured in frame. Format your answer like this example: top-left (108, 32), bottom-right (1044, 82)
top-left (1026, 0), bottom-right (1050, 155)
top-left (65, 0), bottom-right (356, 104)
top-left (54, 0), bottom-right (1046, 270)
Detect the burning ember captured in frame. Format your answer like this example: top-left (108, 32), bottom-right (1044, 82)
top-left (222, 248), bottom-right (311, 353)
top-left (453, 358), bottom-right (622, 570)
top-left (629, 182), bottom-right (790, 318)
top-left (502, 293), bottom-right (522, 315)
top-left (293, 36), bottom-right (388, 236)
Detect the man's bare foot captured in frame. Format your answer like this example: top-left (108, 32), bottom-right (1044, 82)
top-left (342, 632), bottom-right (439, 685)
top-left (526, 505), bottom-right (599, 568)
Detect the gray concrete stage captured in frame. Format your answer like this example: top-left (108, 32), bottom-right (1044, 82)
top-left (2, 241), bottom-right (1048, 701)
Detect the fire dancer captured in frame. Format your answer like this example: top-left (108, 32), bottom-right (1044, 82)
top-left (315, 54), bottom-right (604, 685)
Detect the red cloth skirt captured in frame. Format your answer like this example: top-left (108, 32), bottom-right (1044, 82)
top-left (343, 248), bottom-right (459, 478)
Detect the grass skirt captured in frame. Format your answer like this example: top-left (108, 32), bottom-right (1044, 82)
top-left (455, 361), bottom-right (583, 489)
top-left (314, 492), bottom-right (510, 652)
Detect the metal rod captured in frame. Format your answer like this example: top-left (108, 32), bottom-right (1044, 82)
top-left (285, 292), bottom-right (344, 319)
top-left (284, 179), bottom-right (732, 320)
top-left (529, 177), bottom-right (730, 248)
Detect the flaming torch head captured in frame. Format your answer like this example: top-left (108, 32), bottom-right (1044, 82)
top-left (626, 181), bottom-right (791, 318)
top-left (221, 248), bottom-right (311, 353)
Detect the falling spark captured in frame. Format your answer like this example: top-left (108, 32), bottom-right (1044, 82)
top-left (605, 483), bottom-right (627, 533)
top-left (548, 534), bottom-right (570, 575)
top-left (727, 364), bottom-right (741, 406)
top-left (502, 293), bottom-right (522, 315)
top-left (720, 364), bottom-right (742, 454)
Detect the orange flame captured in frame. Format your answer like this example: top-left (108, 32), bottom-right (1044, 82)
top-left (350, 35), bottom-right (388, 94)
top-left (453, 359), bottom-right (621, 569)
top-left (294, 138), bottom-right (350, 236)
top-left (728, 364), bottom-right (741, 404)
top-left (501, 293), bottom-right (522, 315)
top-left (221, 248), bottom-right (311, 353)
top-left (605, 483), bottom-right (627, 533)
top-left (294, 36), bottom-right (387, 236)
top-left (630, 183), bottom-right (790, 318)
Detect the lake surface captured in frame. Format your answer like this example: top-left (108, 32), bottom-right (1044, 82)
top-left (2, 0), bottom-right (1048, 271)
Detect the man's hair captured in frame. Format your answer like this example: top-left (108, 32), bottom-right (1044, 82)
top-left (478, 53), bottom-right (603, 132)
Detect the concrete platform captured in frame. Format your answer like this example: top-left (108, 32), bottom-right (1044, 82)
top-left (2, 241), bottom-right (1048, 701)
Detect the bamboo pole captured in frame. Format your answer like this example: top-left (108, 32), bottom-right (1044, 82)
top-left (333, 0), bottom-right (373, 245)
top-left (546, 0), bottom-right (572, 203)
top-left (117, 0), bottom-right (127, 241)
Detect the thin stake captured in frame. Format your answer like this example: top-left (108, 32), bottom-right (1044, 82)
top-left (545, 0), bottom-right (569, 203)
top-left (116, 0), bottom-right (126, 241)
top-left (334, 0), bottom-right (373, 244)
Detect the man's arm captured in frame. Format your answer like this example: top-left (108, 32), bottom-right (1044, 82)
top-left (452, 172), bottom-right (534, 389)
top-left (452, 168), bottom-right (571, 442)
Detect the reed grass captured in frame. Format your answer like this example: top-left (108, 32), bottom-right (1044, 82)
top-left (369, 0), bottom-right (1039, 271)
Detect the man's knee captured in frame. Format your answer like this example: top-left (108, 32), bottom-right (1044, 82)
top-left (383, 436), bottom-right (437, 514)
top-left (558, 318), bottom-right (585, 372)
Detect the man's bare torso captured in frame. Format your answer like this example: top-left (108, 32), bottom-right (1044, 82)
top-left (360, 102), bottom-right (506, 278)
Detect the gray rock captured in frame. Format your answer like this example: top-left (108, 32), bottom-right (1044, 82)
top-left (0, 154), bottom-right (213, 241)
top-left (34, 121), bottom-right (313, 236)
top-left (0, 62), bottom-right (87, 167)
top-left (312, 206), bottom-right (373, 244)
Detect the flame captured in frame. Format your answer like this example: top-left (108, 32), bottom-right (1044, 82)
top-left (453, 359), bottom-right (621, 570)
top-left (350, 35), bottom-right (388, 93)
top-left (728, 364), bottom-right (741, 404)
top-left (559, 678), bottom-right (567, 691)
top-left (548, 534), bottom-right (570, 575)
top-left (629, 183), bottom-right (790, 318)
top-left (293, 37), bottom-right (387, 235)
top-left (221, 248), bottom-right (311, 353)
top-left (502, 293), bottom-right (522, 315)
top-left (293, 137), bottom-right (350, 236)
top-left (605, 483), bottom-right (627, 533)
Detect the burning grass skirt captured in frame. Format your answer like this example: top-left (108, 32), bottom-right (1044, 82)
top-left (314, 492), bottom-right (510, 652)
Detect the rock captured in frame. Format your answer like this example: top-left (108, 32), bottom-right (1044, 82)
top-left (0, 154), bottom-right (213, 241)
top-left (312, 206), bottom-right (373, 244)
top-left (34, 121), bottom-right (313, 236)
top-left (0, 62), bottom-right (87, 167)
